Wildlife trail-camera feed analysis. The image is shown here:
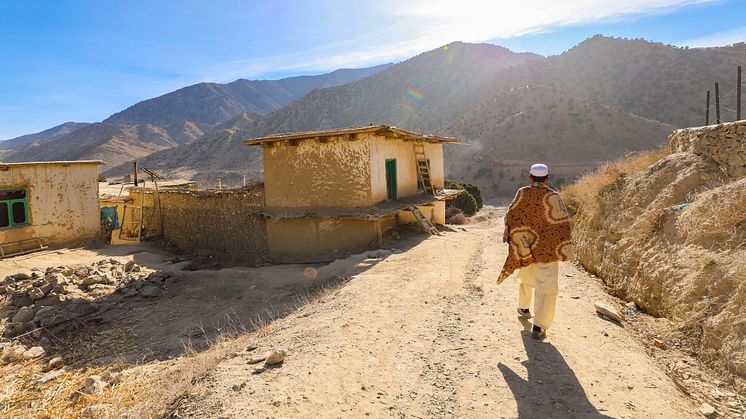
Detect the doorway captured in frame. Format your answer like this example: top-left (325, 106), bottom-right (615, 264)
top-left (385, 159), bottom-right (397, 201)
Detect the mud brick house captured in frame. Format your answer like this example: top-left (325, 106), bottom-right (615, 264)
top-left (244, 125), bottom-right (460, 263)
top-left (0, 161), bottom-right (102, 257)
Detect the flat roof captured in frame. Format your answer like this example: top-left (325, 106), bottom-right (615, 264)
top-left (244, 124), bottom-right (460, 146)
top-left (0, 160), bottom-right (103, 168)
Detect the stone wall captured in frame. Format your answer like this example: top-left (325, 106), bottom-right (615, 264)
top-left (667, 120), bottom-right (746, 177)
top-left (128, 187), bottom-right (267, 264)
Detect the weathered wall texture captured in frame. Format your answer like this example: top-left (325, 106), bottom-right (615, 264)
top-left (370, 139), bottom-right (444, 204)
top-left (0, 162), bottom-right (100, 248)
top-left (667, 120), bottom-right (746, 177)
top-left (129, 188), bottom-right (267, 263)
top-left (266, 215), bottom-right (396, 263)
top-left (263, 134), bottom-right (373, 209)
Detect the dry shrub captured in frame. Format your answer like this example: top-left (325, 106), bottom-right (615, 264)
top-left (446, 207), bottom-right (467, 225)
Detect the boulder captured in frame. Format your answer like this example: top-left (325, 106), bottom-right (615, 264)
top-left (34, 306), bottom-right (60, 323)
top-left (124, 261), bottom-right (136, 272)
top-left (48, 356), bottom-right (64, 369)
top-left (12, 307), bottom-right (37, 323)
top-left (0, 286), bottom-right (7, 295)
top-left (13, 272), bottom-right (32, 281)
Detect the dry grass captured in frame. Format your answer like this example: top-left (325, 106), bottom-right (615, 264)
top-left (561, 148), bottom-right (666, 217)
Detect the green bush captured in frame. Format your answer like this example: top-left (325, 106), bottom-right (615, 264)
top-left (445, 180), bottom-right (483, 216)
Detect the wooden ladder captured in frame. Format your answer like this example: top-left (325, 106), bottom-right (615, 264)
top-left (413, 143), bottom-right (435, 195)
top-left (407, 204), bottom-right (439, 235)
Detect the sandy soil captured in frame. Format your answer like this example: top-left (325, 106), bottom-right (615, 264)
top-left (165, 208), bottom-right (698, 418)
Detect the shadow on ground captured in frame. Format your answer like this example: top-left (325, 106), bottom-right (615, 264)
top-left (498, 331), bottom-right (613, 418)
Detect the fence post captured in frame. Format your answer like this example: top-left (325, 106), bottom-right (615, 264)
top-left (715, 83), bottom-right (723, 124)
top-left (706, 90), bottom-right (710, 125)
top-left (737, 66), bottom-right (742, 120)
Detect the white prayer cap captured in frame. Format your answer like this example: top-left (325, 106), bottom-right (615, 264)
top-left (530, 163), bottom-right (549, 177)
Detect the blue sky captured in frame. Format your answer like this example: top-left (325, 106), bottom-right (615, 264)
top-left (1, 0), bottom-right (745, 140)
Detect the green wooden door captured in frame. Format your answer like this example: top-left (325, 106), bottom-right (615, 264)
top-left (385, 159), bottom-right (397, 200)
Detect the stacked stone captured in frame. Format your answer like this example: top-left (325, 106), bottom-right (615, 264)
top-left (667, 120), bottom-right (746, 178)
top-left (0, 259), bottom-right (178, 365)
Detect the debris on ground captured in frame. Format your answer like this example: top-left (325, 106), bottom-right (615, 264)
top-left (0, 259), bottom-right (182, 364)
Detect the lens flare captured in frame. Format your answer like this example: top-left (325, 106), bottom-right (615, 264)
top-left (304, 267), bottom-right (318, 280)
top-left (405, 87), bottom-right (423, 103)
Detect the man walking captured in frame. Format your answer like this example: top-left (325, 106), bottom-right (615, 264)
top-left (498, 164), bottom-right (573, 340)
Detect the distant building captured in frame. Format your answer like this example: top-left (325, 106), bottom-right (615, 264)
top-left (0, 161), bottom-right (102, 257)
top-left (245, 125), bottom-right (460, 262)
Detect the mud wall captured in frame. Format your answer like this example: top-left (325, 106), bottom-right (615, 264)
top-left (0, 162), bottom-right (101, 247)
top-left (263, 134), bottom-right (373, 209)
top-left (129, 188), bottom-right (266, 263)
top-left (266, 215), bottom-right (397, 263)
top-left (369, 139), bottom-right (445, 204)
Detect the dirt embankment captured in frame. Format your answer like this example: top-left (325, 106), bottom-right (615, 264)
top-left (562, 121), bottom-right (746, 387)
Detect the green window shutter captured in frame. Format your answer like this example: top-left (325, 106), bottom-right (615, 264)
top-left (0, 202), bottom-right (8, 228)
top-left (0, 189), bottom-right (30, 228)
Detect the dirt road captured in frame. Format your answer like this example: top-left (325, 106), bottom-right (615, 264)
top-left (170, 210), bottom-right (697, 418)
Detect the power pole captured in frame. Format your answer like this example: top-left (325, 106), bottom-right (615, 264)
top-left (706, 90), bottom-right (710, 125)
top-left (715, 82), bottom-right (721, 123)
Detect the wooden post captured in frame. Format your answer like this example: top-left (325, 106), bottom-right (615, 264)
top-left (133, 161), bottom-right (138, 186)
top-left (705, 90), bottom-right (710, 125)
top-left (738, 66), bottom-right (742, 120)
top-left (137, 187), bottom-right (145, 242)
top-left (715, 83), bottom-right (723, 124)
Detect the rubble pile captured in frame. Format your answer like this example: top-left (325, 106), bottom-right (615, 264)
top-left (0, 259), bottom-right (176, 365)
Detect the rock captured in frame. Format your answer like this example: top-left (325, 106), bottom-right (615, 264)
top-left (139, 285), bottom-right (162, 298)
top-left (699, 402), bottom-right (716, 417)
top-left (9, 321), bottom-right (35, 337)
top-left (653, 338), bottom-right (668, 350)
top-left (594, 302), bottom-right (622, 323)
top-left (14, 272), bottom-right (32, 280)
top-left (81, 275), bottom-right (104, 287)
top-left (38, 369), bottom-right (64, 384)
top-left (48, 356), bottom-right (64, 369)
top-left (625, 301), bottom-right (638, 311)
top-left (0, 345), bottom-right (25, 364)
top-left (124, 261), bottom-right (136, 272)
top-left (23, 346), bottom-right (45, 359)
top-left (0, 286), bottom-right (7, 295)
top-left (12, 307), bottom-right (37, 323)
top-left (36, 294), bottom-right (65, 307)
top-left (264, 348), bottom-right (287, 366)
top-left (10, 292), bottom-right (33, 308)
top-left (103, 371), bottom-right (123, 385)
top-left (28, 287), bottom-right (46, 301)
top-left (83, 375), bottom-right (108, 395)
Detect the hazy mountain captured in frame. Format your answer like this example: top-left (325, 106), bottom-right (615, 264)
top-left (0, 122), bottom-right (89, 150)
top-left (104, 42), bottom-right (540, 180)
top-left (103, 64), bottom-right (392, 128)
top-left (445, 85), bottom-right (676, 195)
top-left (4, 123), bottom-right (185, 169)
top-left (490, 36), bottom-right (746, 127)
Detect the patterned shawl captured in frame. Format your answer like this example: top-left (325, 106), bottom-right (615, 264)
top-left (498, 183), bottom-right (573, 283)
